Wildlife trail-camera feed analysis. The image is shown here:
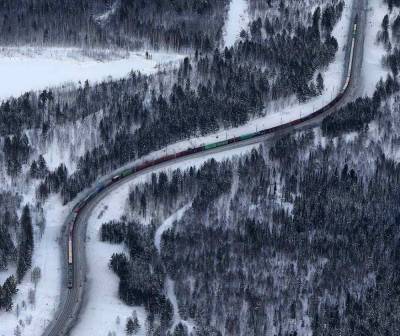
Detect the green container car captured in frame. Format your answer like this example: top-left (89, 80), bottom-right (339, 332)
top-left (204, 140), bottom-right (229, 150)
top-left (239, 133), bottom-right (256, 141)
top-left (121, 169), bottom-right (131, 177)
top-left (204, 143), bottom-right (218, 150)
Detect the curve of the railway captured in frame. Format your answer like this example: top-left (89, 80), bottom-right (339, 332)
top-left (43, 1), bottom-right (368, 335)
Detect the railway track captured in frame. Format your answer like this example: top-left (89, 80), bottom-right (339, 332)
top-left (43, 1), bottom-right (368, 335)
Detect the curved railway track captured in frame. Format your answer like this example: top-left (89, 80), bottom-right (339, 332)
top-left (43, 1), bottom-right (368, 335)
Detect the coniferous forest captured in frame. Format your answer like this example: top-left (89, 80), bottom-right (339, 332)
top-left (0, 0), bottom-right (400, 335)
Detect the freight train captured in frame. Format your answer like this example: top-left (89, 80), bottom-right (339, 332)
top-left (66, 18), bottom-right (358, 289)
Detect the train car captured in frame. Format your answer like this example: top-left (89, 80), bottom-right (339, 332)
top-left (192, 146), bottom-right (204, 154)
top-left (174, 151), bottom-right (187, 159)
top-left (228, 137), bottom-right (239, 144)
top-left (96, 182), bottom-right (106, 192)
top-left (204, 139), bottom-right (229, 150)
top-left (121, 169), bottom-right (132, 178)
top-left (239, 133), bottom-right (256, 141)
top-left (67, 236), bottom-right (73, 289)
top-left (136, 161), bottom-right (152, 171)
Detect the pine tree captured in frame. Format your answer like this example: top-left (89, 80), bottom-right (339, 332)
top-left (126, 317), bottom-right (135, 335)
top-left (17, 205), bottom-right (34, 282)
top-left (316, 73), bottom-right (324, 94)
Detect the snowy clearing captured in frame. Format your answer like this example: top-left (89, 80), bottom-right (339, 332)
top-left (223, 0), bottom-right (249, 47)
top-left (361, 0), bottom-right (390, 95)
top-left (0, 48), bottom-right (184, 102)
top-left (0, 195), bottom-right (69, 336)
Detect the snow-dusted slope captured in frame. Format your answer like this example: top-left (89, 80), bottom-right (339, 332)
top-left (0, 48), bottom-right (184, 102)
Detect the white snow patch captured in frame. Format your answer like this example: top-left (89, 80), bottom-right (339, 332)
top-left (0, 195), bottom-right (69, 336)
top-left (0, 48), bottom-right (184, 102)
top-left (165, 277), bottom-right (195, 334)
top-left (224, 0), bottom-right (249, 47)
top-left (362, 0), bottom-right (389, 95)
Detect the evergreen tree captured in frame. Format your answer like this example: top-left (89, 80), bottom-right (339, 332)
top-left (125, 317), bottom-right (135, 335)
top-left (317, 73), bottom-right (324, 94)
top-left (17, 205), bottom-right (34, 282)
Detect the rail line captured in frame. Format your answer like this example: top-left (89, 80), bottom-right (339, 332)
top-left (67, 18), bottom-right (358, 287)
top-left (43, 1), bottom-right (367, 334)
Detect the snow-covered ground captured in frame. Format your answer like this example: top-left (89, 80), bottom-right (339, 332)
top-left (0, 0), bottom-right (385, 334)
top-left (0, 47), bottom-right (184, 336)
top-left (362, 0), bottom-right (390, 95)
top-left (223, 0), bottom-right (249, 47)
top-left (71, 144), bottom-right (258, 336)
top-left (0, 195), bottom-right (69, 336)
top-left (71, 186), bottom-right (147, 336)
top-left (0, 48), bottom-right (184, 102)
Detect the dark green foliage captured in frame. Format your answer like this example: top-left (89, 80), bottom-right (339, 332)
top-left (0, 194), bottom-right (20, 270)
top-left (0, 276), bottom-right (18, 311)
top-left (126, 316), bottom-right (140, 335)
top-left (0, 0), bottom-right (228, 50)
top-left (171, 323), bottom-right (189, 336)
top-left (16, 205), bottom-right (34, 282)
top-left (3, 132), bottom-right (30, 176)
top-left (192, 159), bottom-right (232, 212)
top-left (322, 97), bottom-right (377, 136)
top-left (101, 221), bottom-right (127, 244)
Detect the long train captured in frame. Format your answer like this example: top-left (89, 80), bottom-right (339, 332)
top-left (66, 18), bottom-right (358, 289)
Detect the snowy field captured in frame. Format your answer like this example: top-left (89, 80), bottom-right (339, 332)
top-left (71, 144), bottom-right (258, 336)
top-left (223, 0), bottom-right (249, 47)
top-left (0, 48), bottom-right (184, 102)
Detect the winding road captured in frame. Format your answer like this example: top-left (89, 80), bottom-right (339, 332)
top-left (43, 1), bottom-right (368, 335)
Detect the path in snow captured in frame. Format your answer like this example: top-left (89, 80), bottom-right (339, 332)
top-left (154, 205), bottom-right (190, 253)
top-left (154, 205), bottom-right (195, 333)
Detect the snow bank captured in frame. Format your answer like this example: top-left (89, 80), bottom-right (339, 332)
top-left (0, 48), bottom-right (184, 102)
